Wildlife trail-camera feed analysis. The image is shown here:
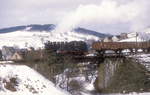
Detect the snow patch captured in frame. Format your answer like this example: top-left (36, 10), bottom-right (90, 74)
top-left (0, 64), bottom-right (69, 95)
top-left (0, 30), bottom-right (99, 49)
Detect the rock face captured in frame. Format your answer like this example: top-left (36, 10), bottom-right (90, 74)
top-left (95, 58), bottom-right (150, 93)
top-left (95, 58), bottom-right (122, 91)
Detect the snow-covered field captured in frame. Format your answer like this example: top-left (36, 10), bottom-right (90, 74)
top-left (0, 30), bottom-right (99, 49)
top-left (0, 31), bottom-right (49, 49)
top-left (0, 64), bottom-right (69, 95)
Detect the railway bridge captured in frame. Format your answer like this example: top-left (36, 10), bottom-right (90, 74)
top-left (74, 42), bottom-right (150, 63)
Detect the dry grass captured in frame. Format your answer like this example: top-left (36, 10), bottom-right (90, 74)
top-left (4, 77), bottom-right (18, 92)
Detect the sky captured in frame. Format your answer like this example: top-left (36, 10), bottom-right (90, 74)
top-left (0, 0), bottom-right (150, 34)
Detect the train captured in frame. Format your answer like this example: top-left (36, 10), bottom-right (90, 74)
top-left (45, 41), bottom-right (150, 55)
top-left (44, 41), bottom-right (88, 55)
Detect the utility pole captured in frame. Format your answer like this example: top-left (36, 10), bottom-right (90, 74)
top-left (136, 32), bottom-right (138, 54)
top-left (136, 32), bottom-right (137, 43)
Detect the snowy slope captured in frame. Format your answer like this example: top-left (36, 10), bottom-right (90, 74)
top-left (0, 24), bottom-right (111, 49)
top-left (0, 31), bottom-right (49, 49)
top-left (0, 30), bottom-right (100, 49)
top-left (0, 64), bottom-right (69, 95)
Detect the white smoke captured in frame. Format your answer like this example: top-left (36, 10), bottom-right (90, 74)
top-left (53, 0), bottom-right (150, 35)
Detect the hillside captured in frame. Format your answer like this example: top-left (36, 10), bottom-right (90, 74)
top-left (0, 24), bottom-right (55, 33)
top-left (0, 24), bottom-right (109, 38)
top-left (0, 64), bottom-right (69, 95)
top-left (0, 24), bottom-right (110, 49)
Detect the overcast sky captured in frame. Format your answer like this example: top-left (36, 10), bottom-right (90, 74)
top-left (0, 0), bottom-right (100, 28)
top-left (0, 0), bottom-right (150, 34)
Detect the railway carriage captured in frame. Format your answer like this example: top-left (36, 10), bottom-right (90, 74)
top-left (92, 42), bottom-right (150, 54)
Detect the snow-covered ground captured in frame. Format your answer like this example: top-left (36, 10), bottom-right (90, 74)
top-left (0, 31), bottom-right (49, 49)
top-left (132, 54), bottom-right (150, 71)
top-left (0, 61), bottom-right (14, 64)
top-left (54, 62), bottom-right (97, 95)
top-left (0, 64), bottom-right (69, 95)
top-left (0, 30), bottom-right (99, 49)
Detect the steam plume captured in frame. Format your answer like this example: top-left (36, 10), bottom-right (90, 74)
top-left (54, 0), bottom-right (150, 34)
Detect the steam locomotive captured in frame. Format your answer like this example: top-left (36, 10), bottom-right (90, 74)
top-left (44, 41), bottom-right (88, 55)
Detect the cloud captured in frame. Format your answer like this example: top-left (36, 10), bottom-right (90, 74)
top-left (54, 0), bottom-right (150, 34)
top-left (0, 0), bottom-right (101, 28)
top-left (0, 0), bottom-right (149, 35)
